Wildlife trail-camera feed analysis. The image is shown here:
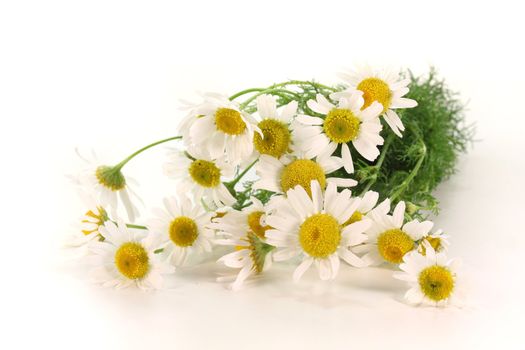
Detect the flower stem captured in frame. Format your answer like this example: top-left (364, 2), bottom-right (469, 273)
top-left (359, 134), bottom-right (394, 196)
top-left (125, 223), bottom-right (148, 230)
top-left (114, 136), bottom-right (182, 170)
top-left (227, 158), bottom-right (258, 189)
top-left (390, 140), bottom-right (427, 202)
top-left (229, 88), bottom-right (267, 101)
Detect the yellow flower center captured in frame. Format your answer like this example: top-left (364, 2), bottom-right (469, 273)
top-left (280, 159), bottom-right (326, 196)
top-left (114, 242), bottom-right (150, 280)
top-left (419, 236), bottom-right (442, 256)
top-left (169, 216), bottom-right (199, 247)
top-left (215, 108), bottom-right (246, 135)
top-left (95, 165), bottom-right (126, 191)
top-left (299, 213), bottom-right (341, 258)
top-left (189, 159), bottom-right (221, 188)
top-left (253, 118), bottom-right (291, 158)
top-left (377, 228), bottom-right (414, 263)
top-left (357, 77), bottom-right (392, 113)
top-left (323, 108), bottom-right (360, 143)
top-left (247, 211), bottom-right (271, 239)
top-left (418, 265), bottom-right (455, 301)
top-left (343, 210), bottom-right (363, 226)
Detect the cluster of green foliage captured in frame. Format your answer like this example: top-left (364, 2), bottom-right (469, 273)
top-left (230, 70), bottom-right (473, 218)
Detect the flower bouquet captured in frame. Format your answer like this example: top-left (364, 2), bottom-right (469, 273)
top-left (70, 67), bottom-right (472, 307)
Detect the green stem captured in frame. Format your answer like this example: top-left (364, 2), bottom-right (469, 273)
top-left (239, 88), bottom-right (301, 110)
top-left (232, 80), bottom-right (337, 110)
top-left (229, 88), bottom-right (267, 101)
top-left (114, 136), bottom-right (182, 170)
top-left (228, 158), bottom-right (258, 189)
top-left (390, 140), bottom-right (427, 202)
top-left (359, 134), bottom-right (394, 196)
top-left (125, 223), bottom-right (148, 230)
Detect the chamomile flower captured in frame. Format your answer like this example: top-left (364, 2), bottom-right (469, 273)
top-left (294, 91), bottom-right (384, 173)
top-left (74, 149), bottom-right (140, 222)
top-left (89, 221), bottom-right (173, 290)
top-left (66, 190), bottom-right (109, 248)
top-left (344, 190), bottom-right (380, 226)
top-left (338, 67), bottom-right (418, 137)
top-left (147, 195), bottom-right (214, 266)
top-left (163, 148), bottom-right (236, 208)
top-left (394, 242), bottom-right (465, 306)
top-left (179, 92), bottom-right (259, 166)
top-left (253, 152), bottom-right (357, 197)
top-left (363, 200), bottom-right (434, 265)
top-left (212, 196), bottom-right (270, 241)
top-left (253, 95), bottom-right (298, 158)
top-left (418, 229), bottom-right (450, 255)
top-left (265, 181), bottom-right (370, 281)
top-left (213, 199), bottom-right (275, 290)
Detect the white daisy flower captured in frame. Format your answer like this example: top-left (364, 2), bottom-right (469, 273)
top-left (163, 148), bottom-right (236, 208)
top-left (89, 220), bottom-right (173, 290)
top-left (418, 229), bottom-right (450, 255)
top-left (362, 200), bottom-right (434, 265)
top-left (253, 94), bottom-right (298, 158)
top-left (73, 149), bottom-right (140, 222)
top-left (252, 152), bottom-right (357, 197)
top-left (265, 181), bottom-right (370, 281)
top-left (345, 190), bottom-right (380, 225)
top-left (213, 198), bottom-right (274, 290)
top-left (147, 195), bottom-right (214, 266)
top-left (66, 190), bottom-right (110, 248)
top-left (394, 242), bottom-right (465, 307)
top-left (212, 196), bottom-right (270, 241)
top-left (294, 90), bottom-right (384, 173)
top-left (337, 66), bottom-right (418, 137)
top-left (179, 92), bottom-right (259, 166)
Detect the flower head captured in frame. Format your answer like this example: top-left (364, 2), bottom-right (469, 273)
top-left (265, 181), bottom-right (370, 281)
top-left (89, 221), bottom-right (173, 290)
top-left (253, 95), bottom-right (298, 159)
top-left (73, 149), bottom-right (140, 222)
top-left (253, 152), bottom-right (357, 197)
top-left (178, 93), bottom-right (259, 166)
top-left (336, 67), bottom-right (418, 137)
top-left (147, 195), bottom-right (214, 266)
top-left (394, 242), bottom-right (465, 307)
top-left (294, 91), bottom-right (384, 173)
top-left (363, 200), bottom-right (434, 265)
top-left (163, 148), bottom-right (236, 209)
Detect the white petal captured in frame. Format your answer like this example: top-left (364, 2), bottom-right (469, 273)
top-left (256, 94), bottom-right (277, 119)
top-left (296, 115), bottom-right (324, 125)
top-left (341, 143), bottom-right (354, 174)
top-left (392, 201), bottom-right (406, 228)
top-left (339, 248), bottom-right (367, 267)
top-left (293, 257), bottom-right (313, 282)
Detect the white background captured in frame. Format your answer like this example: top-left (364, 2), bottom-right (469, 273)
top-left (1, 1), bottom-right (525, 349)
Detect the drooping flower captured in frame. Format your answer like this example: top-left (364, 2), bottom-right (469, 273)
top-left (89, 221), bottom-right (173, 290)
top-left (253, 94), bottom-right (298, 159)
top-left (211, 197), bottom-right (275, 290)
top-left (336, 66), bottom-right (418, 137)
top-left (73, 149), bottom-right (140, 222)
top-left (293, 90), bottom-right (383, 173)
top-left (147, 195), bottom-right (214, 266)
top-left (178, 93), bottom-right (259, 166)
top-left (163, 148), bottom-right (236, 208)
top-left (265, 181), bottom-right (370, 281)
top-left (394, 242), bottom-right (465, 307)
